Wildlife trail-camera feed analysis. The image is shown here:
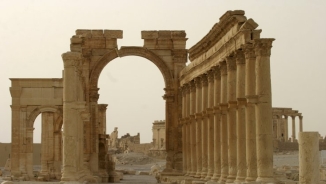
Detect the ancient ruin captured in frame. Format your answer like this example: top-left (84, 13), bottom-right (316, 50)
top-left (10, 10), bottom-right (322, 183)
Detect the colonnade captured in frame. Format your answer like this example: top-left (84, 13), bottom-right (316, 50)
top-left (180, 39), bottom-right (274, 183)
top-left (273, 110), bottom-right (303, 142)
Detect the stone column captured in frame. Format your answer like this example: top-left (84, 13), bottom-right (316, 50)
top-left (226, 55), bottom-right (237, 183)
top-left (254, 39), bottom-right (275, 182)
top-left (181, 86), bottom-right (187, 173)
top-left (299, 132), bottom-right (320, 183)
top-left (299, 116), bottom-right (303, 132)
top-left (186, 85), bottom-right (191, 175)
top-left (211, 66), bottom-right (221, 181)
top-left (205, 70), bottom-right (215, 180)
top-left (194, 77), bottom-right (202, 178)
top-left (54, 131), bottom-right (62, 179)
top-left (219, 61), bottom-right (228, 183)
top-left (10, 105), bottom-right (21, 177)
top-left (243, 44), bottom-right (257, 182)
top-left (284, 115), bottom-right (289, 142)
top-left (292, 116), bottom-right (296, 142)
top-left (201, 74), bottom-right (209, 179)
top-left (61, 52), bottom-right (83, 182)
top-left (39, 112), bottom-right (53, 180)
top-left (26, 127), bottom-right (34, 179)
top-left (189, 81), bottom-right (197, 176)
top-left (235, 50), bottom-right (246, 183)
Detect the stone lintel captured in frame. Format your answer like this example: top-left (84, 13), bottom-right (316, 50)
top-left (239, 18), bottom-right (259, 31)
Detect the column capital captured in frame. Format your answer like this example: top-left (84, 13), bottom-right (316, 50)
top-left (213, 65), bottom-right (221, 79)
top-left (283, 115), bottom-right (288, 119)
top-left (62, 52), bottom-right (82, 67)
top-left (201, 74), bottom-right (208, 87)
top-left (194, 77), bottom-right (202, 88)
top-left (235, 50), bottom-right (245, 65)
top-left (226, 56), bottom-right (236, 71)
top-left (242, 44), bottom-right (255, 59)
top-left (219, 61), bottom-right (227, 76)
top-left (189, 80), bottom-right (196, 92)
top-left (207, 70), bottom-right (215, 83)
top-left (299, 116), bottom-right (303, 120)
top-left (254, 39), bottom-right (275, 57)
top-left (195, 112), bottom-right (202, 120)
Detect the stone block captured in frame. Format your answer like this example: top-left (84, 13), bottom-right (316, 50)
top-left (70, 36), bottom-right (83, 44)
top-left (141, 31), bottom-right (158, 39)
top-left (151, 49), bottom-right (172, 56)
top-left (92, 49), bottom-right (111, 56)
top-left (85, 38), bottom-right (106, 49)
top-left (126, 170), bottom-right (136, 175)
top-left (104, 30), bottom-right (123, 39)
top-left (91, 30), bottom-right (104, 37)
top-left (158, 31), bottom-right (172, 38)
top-left (70, 44), bottom-right (82, 52)
top-left (75, 29), bottom-right (92, 38)
top-left (143, 39), bottom-right (157, 49)
top-left (106, 39), bottom-right (118, 49)
top-left (171, 31), bottom-right (186, 38)
top-left (172, 39), bottom-right (187, 49)
top-left (157, 38), bottom-right (173, 49)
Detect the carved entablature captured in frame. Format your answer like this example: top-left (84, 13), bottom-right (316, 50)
top-left (179, 10), bottom-right (273, 86)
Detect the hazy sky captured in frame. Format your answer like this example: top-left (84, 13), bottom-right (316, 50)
top-left (0, 1), bottom-right (325, 143)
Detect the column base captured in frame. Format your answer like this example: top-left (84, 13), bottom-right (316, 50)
top-left (200, 171), bottom-right (208, 179)
top-left (225, 175), bottom-right (236, 183)
top-left (256, 176), bottom-right (274, 183)
top-left (234, 176), bottom-right (246, 184)
top-left (210, 174), bottom-right (221, 181)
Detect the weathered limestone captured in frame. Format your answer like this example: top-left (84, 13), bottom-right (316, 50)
top-left (9, 10), bottom-right (282, 183)
top-left (254, 39), bottom-right (274, 182)
top-left (299, 132), bottom-right (320, 183)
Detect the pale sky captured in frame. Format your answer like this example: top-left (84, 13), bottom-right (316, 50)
top-left (0, 0), bottom-right (325, 143)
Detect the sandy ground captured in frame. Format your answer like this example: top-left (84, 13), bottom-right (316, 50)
top-left (0, 151), bottom-right (308, 183)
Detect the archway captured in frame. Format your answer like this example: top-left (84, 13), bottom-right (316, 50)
top-left (98, 55), bottom-right (165, 143)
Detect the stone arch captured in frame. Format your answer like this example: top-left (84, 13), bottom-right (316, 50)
top-left (89, 46), bottom-right (174, 89)
top-left (26, 106), bottom-right (62, 129)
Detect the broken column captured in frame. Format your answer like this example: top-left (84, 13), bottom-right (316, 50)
top-left (299, 132), bottom-right (320, 183)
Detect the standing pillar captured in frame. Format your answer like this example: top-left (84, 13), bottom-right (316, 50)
top-left (205, 70), bottom-right (215, 180)
top-left (243, 44), bottom-right (257, 182)
top-left (226, 55), bottom-right (237, 183)
top-left (181, 86), bottom-right (187, 174)
top-left (61, 52), bottom-right (83, 182)
top-left (299, 132), bottom-right (320, 183)
top-left (292, 116), bottom-right (296, 142)
top-left (189, 81), bottom-right (197, 176)
top-left (284, 115), bottom-right (289, 142)
top-left (39, 112), bottom-right (53, 180)
top-left (194, 77), bottom-right (202, 178)
top-left (235, 50), bottom-right (246, 183)
top-left (186, 85), bottom-right (191, 175)
top-left (254, 39), bottom-right (275, 182)
top-left (211, 66), bottom-right (221, 181)
top-left (54, 131), bottom-right (62, 179)
top-left (201, 74), bottom-right (209, 179)
top-left (25, 127), bottom-right (34, 179)
top-left (219, 61), bottom-right (228, 183)
top-left (299, 116), bottom-right (303, 132)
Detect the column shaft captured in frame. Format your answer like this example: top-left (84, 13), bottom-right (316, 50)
top-left (254, 39), bottom-right (275, 182)
top-left (244, 44), bottom-right (257, 182)
top-left (292, 116), bottom-right (296, 142)
top-left (200, 75), bottom-right (208, 179)
top-left (181, 86), bottom-right (187, 173)
top-left (219, 62), bottom-right (228, 183)
top-left (226, 56), bottom-right (237, 183)
top-left (211, 67), bottom-right (221, 181)
top-left (299, 116), bottom-right (303, 132)
top-left (186, 86), bottom-right (191, 175)
top-left (190, 81), bottom-right (197, 176)
top-left (195, 78), bottom-right (202, 178)
top-left (235, 50), bottom-right (246, 183)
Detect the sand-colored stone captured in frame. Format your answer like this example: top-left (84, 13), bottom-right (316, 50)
top-left (8, 10), bottom-right (283, 183)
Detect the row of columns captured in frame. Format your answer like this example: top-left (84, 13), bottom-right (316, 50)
top-left (274, 115), bottom-right (303, 142)
top-left (180, 39), bottom-right (275, 183)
